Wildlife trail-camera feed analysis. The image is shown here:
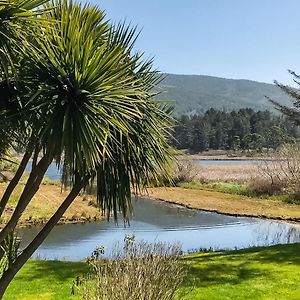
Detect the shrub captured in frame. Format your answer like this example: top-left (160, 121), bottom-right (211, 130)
top-left (148, 160), bottom-right (197, 187)
top-left (249, 177), bottom-right (285, 195)
top-left (79, 236), bottom-right (188, 300)
top-left (253, 143), bottom-right (300, 195)
top-left (172, 161), bottom-right (197, 185)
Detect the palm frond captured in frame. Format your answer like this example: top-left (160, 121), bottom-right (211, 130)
top-left (0, 0), bottom-right (50, 78)
top-left (1, 0), bottom-right (175, 221)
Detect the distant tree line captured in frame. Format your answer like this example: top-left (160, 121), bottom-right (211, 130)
top-left (171, 108), bottom-right (300, 152)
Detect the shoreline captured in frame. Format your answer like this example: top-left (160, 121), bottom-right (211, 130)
top-left (177, 154), bottom-right (271, 161)
top-left (3, 185), bottom-right (300, 229)
top-left (0, 209), bottom-right (104, 229)
top-left (8, 214), bottom-right (104, 229)
top-left (144, 187), bottom-right (300, 224)
top-left (145, 196), bottom-right (300, 224)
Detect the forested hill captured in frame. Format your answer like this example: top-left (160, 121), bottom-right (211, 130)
top-left (155, 74), bottom-right (292, 115)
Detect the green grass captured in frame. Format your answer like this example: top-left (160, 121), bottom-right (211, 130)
top-left (181, 243), bottom-right (300, 300)
top-left (4, 260), bottom-right (89, 300)
top-left (179, 180), bottom-right (299, 204)
top-left (179, 181), bottom-right (254, 196)
top-left (4, 244), bottom-right (300, 300)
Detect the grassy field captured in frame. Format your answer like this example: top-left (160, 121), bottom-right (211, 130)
top-left (182, 243), bottom-right (300, 300)
top-left (0, 177), bottom-right (103, 228)
top-left (3, 260), bottom-right (88, 300)
top-left (178, 181), bottom-right (295, 203)
top-left (4, 243), bottom-right (300, 300)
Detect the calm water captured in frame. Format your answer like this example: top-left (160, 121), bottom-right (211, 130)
top-left (194, 159), bottom-right (263, 165)
top-left (25, 160), bottom-right (262, 180)
top-left (18, 197), bottom-right (300, 261)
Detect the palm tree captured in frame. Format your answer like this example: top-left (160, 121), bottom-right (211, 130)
top-left (0, 0), bottom-right (50, 217)
top-left (0, 0), bottom-right (173, 296)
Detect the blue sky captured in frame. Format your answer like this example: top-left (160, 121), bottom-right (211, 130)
top-left (95, 0), bottom-right (300, 85)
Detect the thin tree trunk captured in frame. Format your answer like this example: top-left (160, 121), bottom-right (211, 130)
top-left (0, 153), bottom-right (52, 245)
top-left (0, 150), bottom-right (32, 217)
top-left (0, 182), bottom-right (83, 299)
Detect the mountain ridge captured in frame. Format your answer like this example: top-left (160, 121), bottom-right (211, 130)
top-left (155, 73), bottom-right (292, 115)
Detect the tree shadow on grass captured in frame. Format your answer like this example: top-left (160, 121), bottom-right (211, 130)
top-left (182, 259), bottom-right (269, 288)
top-left (16, 260), bottom-right (89, 282)
top-left (181, 243), bottom-right (300, 289)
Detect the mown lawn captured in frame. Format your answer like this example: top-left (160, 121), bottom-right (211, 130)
top-left (4, 260), bottom-right (89, 300)
top-left (182, 243), bottom-right (300, 300)
top-left (4, 243), bottom-right (300, 300)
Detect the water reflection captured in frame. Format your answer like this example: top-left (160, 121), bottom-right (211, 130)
top-left (254, 222), bottom-right (300, 245)
top-left (18, 198), bottom-right (300, 261)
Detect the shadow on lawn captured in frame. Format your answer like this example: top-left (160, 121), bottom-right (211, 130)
top-left (17, 260), bottom-right (89, 282)
top-left (181, 243), bottom-right (300, 288)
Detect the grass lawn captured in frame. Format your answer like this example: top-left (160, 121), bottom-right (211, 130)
top-left (3, 260), bottom-right (89, 300)
top-left (4, 243), bottom-right (300, 300)
top-left (182, 243), bottom-right (300, 300)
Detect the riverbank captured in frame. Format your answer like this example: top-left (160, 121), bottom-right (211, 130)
top-left (0, 179), bottom-right (103, 228)
top-left (4, 243), bottom-right (300, 299)
top-left (2, 181), bottom-right (300, 228)
top-left (177, 154), bottom-right (268, 161)
top-left (176, 149), bottom-right (271, 161)
top-left (146, 187), bottom-right (300, 223)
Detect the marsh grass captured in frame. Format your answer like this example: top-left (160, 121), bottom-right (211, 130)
top-left (173, 156), bottom-right (300, 204)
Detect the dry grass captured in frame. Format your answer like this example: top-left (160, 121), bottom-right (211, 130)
top-left (146, 187), bottom-right (300, 221)
top-left (185, 163), bottom-right (258, 183)
top-left (0, 178), bottom-right (103, 228)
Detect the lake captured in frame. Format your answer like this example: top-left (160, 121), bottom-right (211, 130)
top-left (25, 159), bottom-right (263, 181)
top-left (18, 197), bottom-right (300, 261)
top-left (193, 159), bottom-right (264, 165)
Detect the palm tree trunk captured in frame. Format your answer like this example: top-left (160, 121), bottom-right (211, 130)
top-left (0, 150), bottom-right (32, 217)
top-left (0, 182), bottom-right (83, 299)
top-left (0, 153), bottom-right (52, 245)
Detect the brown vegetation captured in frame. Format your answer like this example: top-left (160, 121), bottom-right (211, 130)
top-left (193, 163), bottom-right (257, 183)
top-left (249, 144), bottom-right (300, 197)
top-left (0, 179), bottom-right (102, 228)
top-left (174, 160), bottom-right (257, 183)
top-left (80, 237), bottom-right (187, 300)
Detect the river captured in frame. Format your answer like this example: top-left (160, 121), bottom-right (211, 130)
top-left (19, 197), bottom-right (300, 261)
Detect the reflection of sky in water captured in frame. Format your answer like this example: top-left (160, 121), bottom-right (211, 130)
top-left (19, 198), bottom-right (300, 261)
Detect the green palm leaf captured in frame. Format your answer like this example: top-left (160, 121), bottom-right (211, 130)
top-left (1, 0), bottom-right (174, 220)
